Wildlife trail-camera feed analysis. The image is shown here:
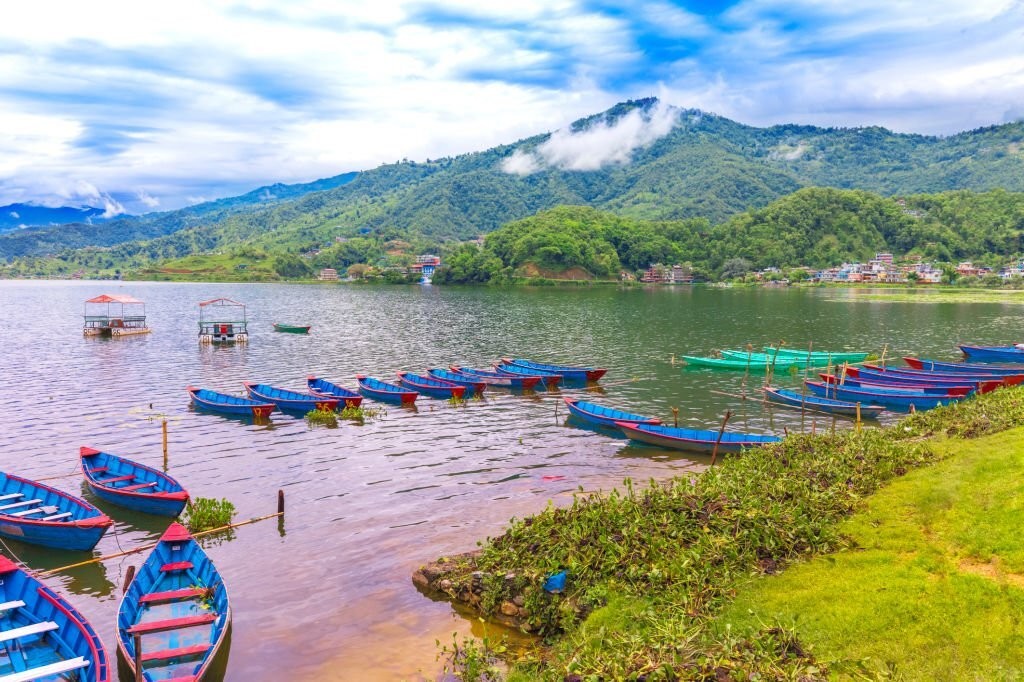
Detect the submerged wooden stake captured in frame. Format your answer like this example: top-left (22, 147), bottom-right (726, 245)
top-left (123, 565), bottom-right (136, 594)
top-left (709, 409), bottom-right (733, 467)
top-left (856, 402), bottom-right (862, 432)
top-left (162, 419), bottom-right (168, 472)
top-left (671, 406), bottom-right (679, 428)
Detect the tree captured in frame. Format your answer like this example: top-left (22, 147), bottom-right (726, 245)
top-left (272, 254), bottom-right (311, 278)
top-left (720, 257), bottom-right (753, 280)
top-left (347, 263), bottom-right (371, 280)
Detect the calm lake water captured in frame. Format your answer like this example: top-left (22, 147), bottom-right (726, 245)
top-left (0, 280), bottom-right (1016, 680)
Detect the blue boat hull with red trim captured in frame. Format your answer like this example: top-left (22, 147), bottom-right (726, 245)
top-left (0, 555), bottom-right (110, 681)
top-left (187, 387), bottom-right (276, 418)
top-left (494, 362), bottom-right (561, 387)
top-left (0, 472), bottom-right (112, 551)
top-left (959, 345), bottom-right (1024, 362)
top-left (427, 369), bottom-right (487, 395)
top-left (616, 421), bottom-right (780, 453)
top-left (763, 387), bottom-right (885, 418)
top-left (117, 523), bottom-right (230, 682)
top-left (450, 365), bottom-right (540, 390)
top-left (805, 380), bottom-right (960, 411)
top-left (306, 376), bottom-right (363, 407)
top-left (80, 447), bottom-right (189, 517)
top-left (397, 372), bottom-right (465, 399)
top-left (564, 398), bottom-right (660, 428)
top-left (244, 383), bottom-right (339, 413)
top-left (502, 358), bottom-right (607, 382)
top-left (903, 357), bottom-right (1024, 377)
top-left (357, 375), bottom-right (418, 404)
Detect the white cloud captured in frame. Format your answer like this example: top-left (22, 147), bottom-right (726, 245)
top-left (8, 211), bottom-right (18, 219)
top-left (136, 190), bottom-right (160, 208)
top-left (502, 100), bottom-right (679, 174)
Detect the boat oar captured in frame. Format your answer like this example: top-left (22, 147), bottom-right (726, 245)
top-left (709, 410), bottom-right (733, 466)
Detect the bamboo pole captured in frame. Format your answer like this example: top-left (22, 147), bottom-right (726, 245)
top-left (709, 410), bottom-right (733, 467)
top-left (40, 497), bottom-right (286, 577)
top-left (856, 402), bottom-right (862, 432)
top-left (162, 419), bottom-right (169, 472)
top-left (671, 407), bottom-right (679, 428)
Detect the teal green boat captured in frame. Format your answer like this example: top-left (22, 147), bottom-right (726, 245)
top-left (273, 323), bottom-right (311, 334)
top-left (680, 355), bottom-right (804, 371)
top-left (763, 347), bottom-right (869, 363)
top-left (720, 350), bottom-right (816, 364)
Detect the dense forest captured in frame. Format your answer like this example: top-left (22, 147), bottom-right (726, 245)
top-left (432, 189), bottom-right (1024, 283)
top-left (4, 98), bottom-right (1024, 271)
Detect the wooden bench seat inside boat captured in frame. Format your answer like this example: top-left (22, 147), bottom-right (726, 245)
top-left (139, 587), bottom-right (206, 604)
top-left (0, 499), bottom-right (42, 512)
top-left (126, 613), bottom-right (216, 635)
top-left (121, 482), bottom-right (158, 491)
top-left (160, 561), bottom-right (194, 572)
top-left (0, 620), bottom-right (58, 643)
top-left (140, 643), bottom-right (210, 663)
top-left (0, 657), bottom-right (88, 682)
top-left (99, 475), bottom-right (135, 484)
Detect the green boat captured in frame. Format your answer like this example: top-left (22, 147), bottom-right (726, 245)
top-left (763, 347), bottom-right (869, 363)
top-left (680, 355), bottom-right (804, 371)
top-left (720, 350), bottom-right (815, 364)
top-left (273, 323), bottom-right (311, 334)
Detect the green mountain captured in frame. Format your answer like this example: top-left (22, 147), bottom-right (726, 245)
top-left (4, 98), bottom-right (1024, 270)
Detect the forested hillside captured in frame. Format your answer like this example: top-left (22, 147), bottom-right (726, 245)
top-left (432, 189), bottom-right (1024, 283)
top-left (4, 98), bottom-right (1024, 270)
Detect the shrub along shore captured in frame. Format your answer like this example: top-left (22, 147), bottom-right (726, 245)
top-left (413, 386), bottom-right (1024, 679)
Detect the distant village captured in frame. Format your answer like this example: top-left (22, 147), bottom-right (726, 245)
top-left (634, 253), bottom-right (1024, 286)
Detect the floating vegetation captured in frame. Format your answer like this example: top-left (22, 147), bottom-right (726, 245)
top-left (436, 632), bottom-right (505, 682)
top-left (183, 497), bottom-right (236, 533)
top-left (340, 404), bottom-right (386, 423)
top-left (448, 395), bottom-right (467, 407)
top-left (305, 408), bottom-right (338, 427)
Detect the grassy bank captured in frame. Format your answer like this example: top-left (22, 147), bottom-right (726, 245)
top-left (718, 425), bottom-right (1024, 679)
top-left (422, 387), bottom-right (1024, 680)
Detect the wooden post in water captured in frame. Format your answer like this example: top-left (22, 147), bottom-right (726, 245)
top-left (162, 419), bottom-right (168, 472)
top-left (670, 353), bottom-right (676, 366)
top-left (709, 410), bottom-right (732, 467)
top-left (277, 489), bottom-right (285, 515)
top-left (880, 343), bottom-right (889, 368)
top-left (855, 402), bottom-right (862, 432)
top-left (672, 407), bottom-right (679, 428)
top-left (123, 565), bottom-right (136, 594)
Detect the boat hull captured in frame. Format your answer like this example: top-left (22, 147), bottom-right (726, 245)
top-left (0, 472), bottom-right (111, 551)
top-left (273, 324), bottom-right (311, 334)
top-left (427, 369), bottom-right (487, 394)
top-left (306, 377), bottom-right (363, 407)
top-left (681, 355), bottom-right (802, 371)
top-left (959, 345), bottom-right (1024, 362)
top-left (451, 366), bottom-right (540, 390)
top-left (494, 363), bottom-right (561, 387)
top-left (188, 387), bottom-right (276, 418)
top-left (502, 358), bottom-right (607, 382)
top-left (244, 383), bottom-right (339, 413)
top-left (615, 422), bottom-right (780, 453)
top-left (356, 375), bottom-right (418, 404)
top-left (564, 398), bottom-right (660, 428)
top-left (805, 380), bottom-right (959, 411)
top-left (80, 448), bottom-right (189, 517)
top-left (397, 372), bottom-right (466, 399)
top-left (763, 387), bottom-right (885, 418)
top-left (903, 357), bottom-right (1024, 377)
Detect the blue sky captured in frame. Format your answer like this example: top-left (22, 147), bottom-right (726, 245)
top-left (1, 0), bottom-right (1022, 214)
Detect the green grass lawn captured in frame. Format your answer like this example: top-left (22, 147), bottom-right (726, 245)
top-left (718, 427), bottom-right (1024, 679)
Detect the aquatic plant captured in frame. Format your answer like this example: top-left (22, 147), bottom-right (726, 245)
top-left (305, 408), bottom-right (338, 427)
top-left (183, 497), bottom-right (236, 533)
top-left (448, 395), bottom-right (467, 407)
top-left (437, 632), bottom-right (505, 681)
top-left (339, 404), bottom-right (386, 423)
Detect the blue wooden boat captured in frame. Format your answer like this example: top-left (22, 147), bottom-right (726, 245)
top-left (397, 372), bottom-right (465, 399)
top-left (819, 375), bottom-right (973, 396)
top-left (616, 422), bottom-right (780, 453)
top-left (564, 398), bottom-right (660, 428)
top-left (356, 375), bottom-right (418, 404)
top-left (0, 472), bottom-right (111, 551)
top-left (501, 358), bottom-right (607, 382)
top-left (763, 387), bottom-right (885, 418)
top-left (804, 380), bottom-right (960, 411)
top-left (449, 365), bottom-right (540, 390)
top-left (903, 357), bottom-right (1024, 379)
top-left (244, 383), bottom-right (339, 413)
top-left (80, 447), bottom-right (189, 517)
top-left (306, 376), bottom-right (363, 408)
top-left (117, 523), bottom-right (230, 682)
top-left (0, 555), bottom-right (110, 681)
top-left (427, 368), bottom-right (487, 395)
top-left (846, 367), bottom-right (1004, 393)
top-left (187, 387), bottom-right (276, 418)
top-left (495, 362), bottom-right (561, 388)
top-left (959, 344), bottom-right (1024, 362)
